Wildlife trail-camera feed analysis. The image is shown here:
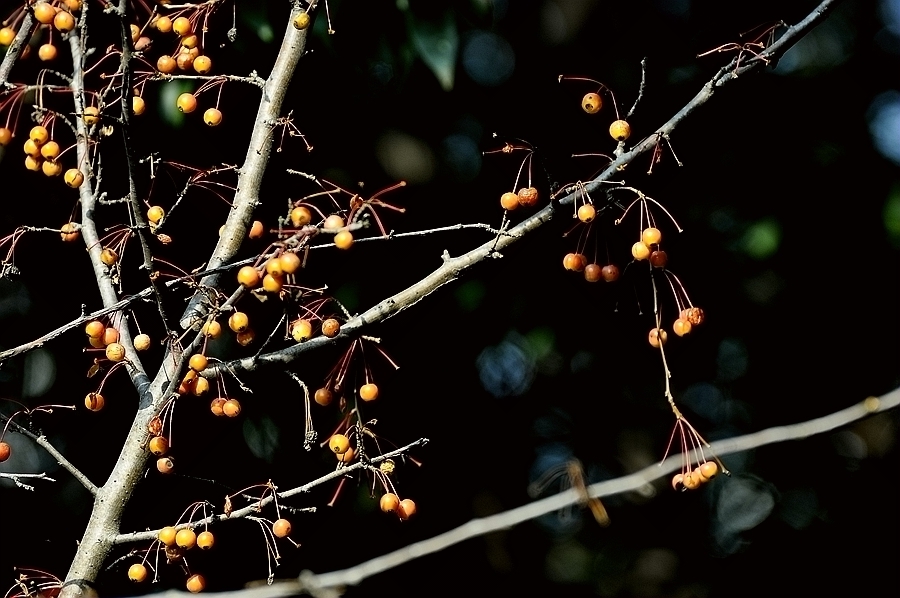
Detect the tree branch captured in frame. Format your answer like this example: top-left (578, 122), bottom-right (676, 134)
top-left (0, 417), bottom-right (98, 495)
top-left (303, 387), bottom-right (899, 592)
top-left (111, 437), bottom-right (428, 545)
top-left (210, 0), bottom-right (841, 378)
top-left (0, 13), bottom-right (32, 87)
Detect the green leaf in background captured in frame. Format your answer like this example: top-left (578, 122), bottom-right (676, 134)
top-left (742, 218), bottom-right (781, 259)
top-left (408, 10), bottom-right (458, 91)
top-left (157, 81), bottom-right (194, 128)
top-left (884, 185), bottom-right (900, 247)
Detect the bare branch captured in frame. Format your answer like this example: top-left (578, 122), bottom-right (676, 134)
top-left (0, 418), bottom-right (98, 495)
top-left (0, 14), bottom-right (33, 87)
top-left (111, 437), bottom-right (429, 545)
top-left (304, 388), bottom-right (899, 592)
top-left (0, 471), bottom-right (57, 491)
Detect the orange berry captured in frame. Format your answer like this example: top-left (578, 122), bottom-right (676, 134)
top-left (314, 388), bottom-right (332, 406)
top-left (584, 263), bottom-right (602, 282)
top-left (265, 258), bottom-right (284, 278)
top-left (682, 471), bottom-right (701, 490)
top-left (157, 54), bottom-right (177, 73)
top-left (88, 335), bottom-right (106, 349)
top-left (0, 127), bottom-right (11, 145)
top-left (84, 392), bottom-right (105, 411)
top-left (581, 92), bottom-right (602, 114)
top-left (648, 328), bottom-right (667, 348)
top-left (248, 220), bottom-right (264, 239)
top-left (237, 266), bottom-right (261, 288)
top-left (30, 126), bottom-right (49, 145)
top-left (197, 531), bottom-right (214, 550)
top-left (228, 311), bottom-right (249, 333)
top-left (577, 204), bottom-right (595, 222)
top-left (671, 473), bottom-right (685, 491)
top-left (290, 206), bottom-right (312, 227)
top-left (38, 43), bottom-right (57, 61)
top-left (290, 319), bottom-right (312, 342)
top-left (359, 383), bottom-right (378, 402)
top-left (189, 354), bottom-right (208, 371)
top-left (176, 51), bottom-right (195, 71)
top-left (672, 318), bottom-right (692, 337)
top-left (24, 139), bottom-right (42, 158)
top-left (500, 191), bottom-right (519, 211)
top-left (127, 564), bottom-right (148, 583)
top-left (172, 16), bottom-right (192, 36)
top-left (631, 242), bottom-right (650, 261)
top-left (203, 108), bottom-right (222, 127)
top-left (328, 433), bottom-right (350, 454)
top-left (64, 169), bottom-right (84, 188)
top-left (685, 307), bottom-right (705, 326)
top-left (129, 24), bottom-right (140, 43)
top-left (106, 342), bottom-right (125, 362)
top-left (53, 11), bottom-right (76, 33)
top-left (337, 446), bottom-right (355, 463)
top-left (293, 11), bottom-right (310, 30)
top-left (100, 247), bottom-right (119, 266)
top-left (180, 34), bottom-right (198, 49)
top-left (192, 377), bottom-right (209, 396)
top-left (698, 461), bottom-right (718, 481)
top-left (563, 252), bottom-right (587, 272)
top-left (272, 518), bottom-right (291, 538)
top-left (148, 436), bottom-right (168, 456)
top-left (147, 206), bottom-right (165, 224)
top-left (201, 320), bottom-right (222, 338)
top-left (223, 398), bottom-right (241, 417)
top-left (85, 320), bottom-right (105, 338)
top-left (0, 28), bottom-right (16, 47)
top-left (279, 252), bottom-right (301, 274)
top-left (24, 156), bottom-right (42, 172)
top-left (641, 227), bottom-right (661, 246)
top-left (236, 329), bottom-right (255, 346)
top-left (210, 397), bottom-right (226, 416)
top-left (0, 441), bottom-right (9, 462)
top-left (60, 222), bottom-right (80, 242)
top-left (175, 528), bottom-right (197, 549)
top-left (193, 55), bottom-right (212, 74)
top-left (102, 327), bottom-right (119, 345)
top-left (42, 160), bottom-right (63, 177)
top-left (398, 498), bottom-right (417, 520)
top-left (517, 187), bottom-right (539, 207)
top-left (40, 141), bottom-right (60, 159)
top-left (134, 333), bottom-right (151, 351)
top-left (334, 230), bottom-right (354, 249)
top-left (380, 493), bottom-right (400, 513)
top-left (82, 107), bottom-right (100, 125)
top-left (154, 16), bottom-right (172, 33)
top-left (262, 274), bottom-right (283, 293)
top-left (159, 526), bottom-right (177, 546)
top-left (185, 574), bottom-right (205, 594)
top-left (176, 93), bottom-right (197, 114)
top-left (157, 457), bottom-right (175, 474)
top-left (324, 214), bottom-right (345, 230)
top-left (131, 96), bottom-right (146, 116)
top-left (33, 2), bottom-right (56, 24)
top-left (64, 0), bottom-right (82, 10)
top-left (609, 119), bottom-right (631, 142)
top-left (321, 318), bottom-right (340, 338)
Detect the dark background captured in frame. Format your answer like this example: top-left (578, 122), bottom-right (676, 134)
top-left (1, 0), bottom-right (899, 596)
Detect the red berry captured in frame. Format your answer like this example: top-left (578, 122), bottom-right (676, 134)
top-left (601, 264), bottom-right (619, 282)
top-left (517, 187), bottom-right (539, 207)
top-left (649, 250), bottom-right (668, 268)
top-left (584, 263), bottom-right (602, 282)
top-left (0, 441), bottom-right (10, 462)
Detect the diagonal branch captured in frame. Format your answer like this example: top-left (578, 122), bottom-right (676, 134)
top-left (209, 0), bottom-right (841, 379)
top-left (304, 387), bottom-right (899, 592)
top-left (0, 13), bottom-right (33, 87)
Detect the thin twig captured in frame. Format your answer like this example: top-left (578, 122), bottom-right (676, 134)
top-left (0, 418), bottom-right (98, 495)
top-left (626, 57), bottom-right (648, 119)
